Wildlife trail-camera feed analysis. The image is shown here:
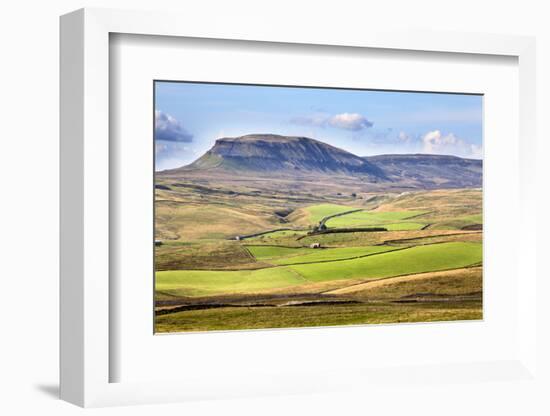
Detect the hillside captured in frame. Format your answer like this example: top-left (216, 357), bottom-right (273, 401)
top-left (364, 154), bottom-right (482, 188)
top-left (172, 134), bottom-right (386, 178)
top-left (160, 134), bottom-right (482, 190)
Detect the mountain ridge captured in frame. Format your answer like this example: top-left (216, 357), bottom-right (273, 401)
top-left (363, 153), bottom-right (482, 188)
top-left (161, 134), bottom-right (482, 189)
top-left (182, 134), bottom-right (386, 178)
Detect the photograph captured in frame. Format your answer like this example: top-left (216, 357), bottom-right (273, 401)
top-left (154, 81), bottom-right (483, 333)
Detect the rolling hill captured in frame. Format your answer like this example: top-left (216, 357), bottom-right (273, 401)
top-left (364, 154), bottom-right (482, 188)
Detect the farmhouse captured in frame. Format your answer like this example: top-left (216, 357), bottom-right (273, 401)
top-left (154, 240), bottom-right (163, 246)
top-left (309, 243), bottom-right (321, 249)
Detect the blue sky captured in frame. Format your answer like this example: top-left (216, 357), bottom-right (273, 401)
top-left (155, 81), bottom-right (483, 171)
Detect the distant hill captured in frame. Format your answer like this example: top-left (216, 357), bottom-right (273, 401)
top-left (161, 134), bottom-right (482, 190)
top-left (179, 134), bottom-right (386, 178)
top-left (364, 154), bottom-right (482, 188)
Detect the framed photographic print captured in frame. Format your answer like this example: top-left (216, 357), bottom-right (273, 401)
top-left (153, 81), bottom-right (484, 334)
top-left (60, 8), bottom-right (540, 409)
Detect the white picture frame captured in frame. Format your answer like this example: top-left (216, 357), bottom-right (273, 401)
top-left (60, 7), bottom-right (538, 408)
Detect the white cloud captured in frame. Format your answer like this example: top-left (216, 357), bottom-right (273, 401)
top-left (422, 130), bottom-right (457, 153)
top-left (421, 130), bottom-right (482, 158)
top-left (291, 112), bottom-right (373, 131)
top-left (329, 113), bottom-right (373, 131)
top-left (155, 110), bottom-right (193, 142)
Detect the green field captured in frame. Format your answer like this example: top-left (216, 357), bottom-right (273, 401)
top-left (156, 267), bottom-right (306, 297)
top-left (155, 185), bottom-right (483, 332)
top-left (247, 245), bottom-right (397, 265)
top-left (244, 245), bottom-right (312, 259)
top-left (156, 242), bottom-right (481, 297)
top-left (246, 230), bottom-right (307, 241)
top-left (304, 203), bottom-right (360, 223)
top-left (382, 222), bottom-right (426, 231)
top-left (289, 242), bottom-right (481, 282)
top-left (325, 210), bottom-right (427, 228)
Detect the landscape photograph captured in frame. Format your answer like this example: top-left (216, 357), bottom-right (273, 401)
top-left (154, 81), bottom-right (483, 333)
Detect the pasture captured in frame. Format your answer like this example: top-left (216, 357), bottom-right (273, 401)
top-left (247, 245), bottom-right (397, 265)
top-left (156, 242), bottom-right (482, 297)
top-left (154, 183), bottom-right (483, 332)
top-left (303, 203), bottom-right (360, 223)
top-left (156, 267), bottom-right (306, 297)
top-left (155, 301), bottom-right (482, 332)
top-left (288, 242), bottom-right (481, 282)
top-left (325, 210), bottom-right (427, 228)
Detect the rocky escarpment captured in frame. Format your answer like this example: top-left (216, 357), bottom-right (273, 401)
top-left (178, 134), bottom-right (386, 178)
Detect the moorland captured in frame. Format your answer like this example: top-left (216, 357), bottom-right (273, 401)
top-left (154, 134), bottom-right (483, 332)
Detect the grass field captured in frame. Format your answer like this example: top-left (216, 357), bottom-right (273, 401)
top-left (245, 245), bottom-right (396, 265)
top-left (329, 267), bottom-right (482, 299)
top-left (269, 246), bottom-right (396, 265)
top-left (156, 242), bottom-right (481, 297)
top-left (156, 267), bottom-right (306, 297)
top-left (288, 242), bottom-right (481, 282)
top-left (154, 184), bottom-right (483, 332)
top-left (156, 301), bottom-right (482, 332)
top-left (246, 230), bottom-right (308, 242)
top-left (381, 222), bottom-right (426, 231)
top-left (244, 245), bottom-right (312, 260)
top-left (297, 229), bottom-right (480, 247)
top-left (325, 210), bottom-right (427, 228)
top-left (303, 203), bottom-right (360, 223)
